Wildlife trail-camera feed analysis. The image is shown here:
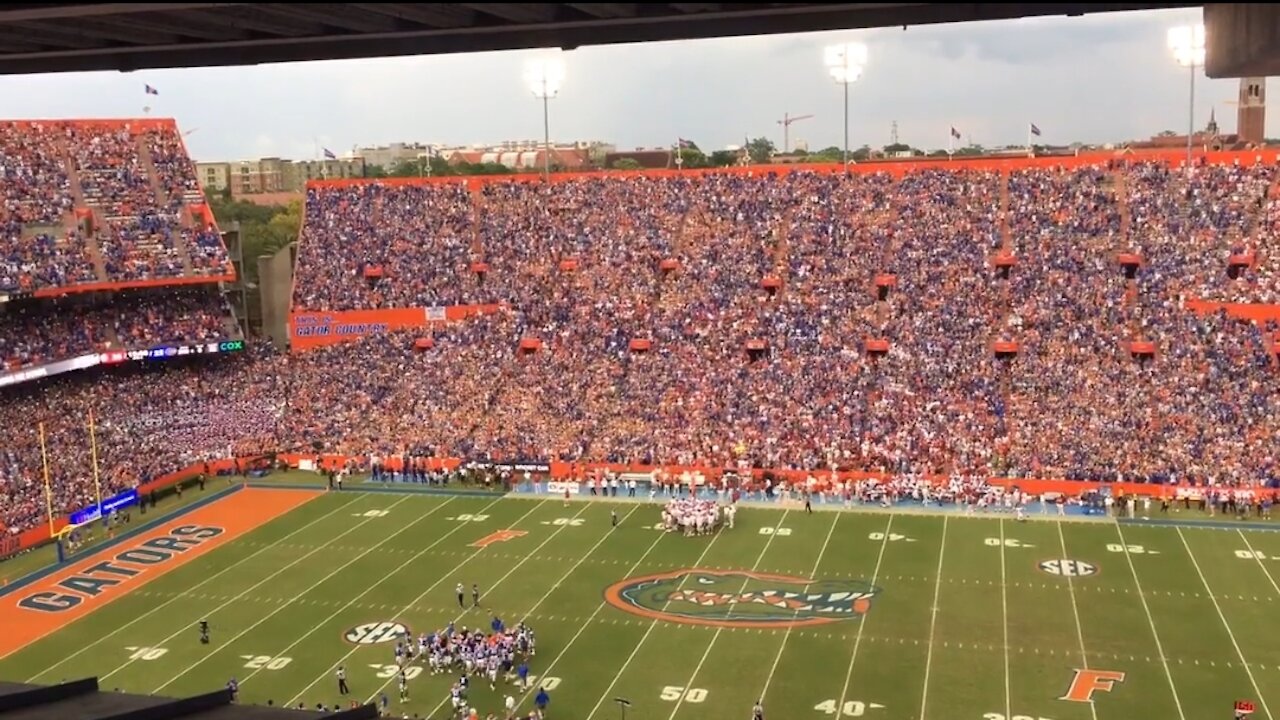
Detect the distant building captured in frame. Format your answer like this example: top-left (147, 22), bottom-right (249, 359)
top-left (195, 156), bottom-right (366, 196)
top-left (357, 142), bottom-right (434, 169)
top-left (1237, 77), bottom-right (1267, 146)
top-left (1128, 78), bottom-right (1269, 152)
top-left (442, 144), bottom-right (596, 171)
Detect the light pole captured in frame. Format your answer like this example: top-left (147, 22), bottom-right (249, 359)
top-left (1167, 24), bottom-right (1205, 169)
top-left (524, 56), bottom-right (565, 180)
top-left (824, 42), bottom-right (867, 175)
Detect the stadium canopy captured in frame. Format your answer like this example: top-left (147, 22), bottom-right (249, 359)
top-left (0, 3), bottom-right (1193, 75)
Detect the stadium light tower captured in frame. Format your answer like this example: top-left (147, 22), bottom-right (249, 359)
top-left (525, 55), bottom-right (565, 180)
top-left (824, 41), bottom-right (867, 174)
top-left (1167, 24), bottom-right (1205, 169)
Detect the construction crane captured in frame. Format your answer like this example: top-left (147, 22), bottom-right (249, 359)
top-left (776, 112), bottom-right (814, 154)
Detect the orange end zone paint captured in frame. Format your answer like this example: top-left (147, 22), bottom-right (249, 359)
top-left (0, 486), bottom-right (318, 659)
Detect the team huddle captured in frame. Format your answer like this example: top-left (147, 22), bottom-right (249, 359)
top-left (662, 498), bottom-right (735, 535)
top-left (386, 617), bottom-right (541, 718)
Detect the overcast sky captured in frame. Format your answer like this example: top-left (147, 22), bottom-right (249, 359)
top-left (0, 6), bottom-right (1267, 162)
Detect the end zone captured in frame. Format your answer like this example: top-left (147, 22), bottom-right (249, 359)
top-left (0, 486), bottom-right (318, 659)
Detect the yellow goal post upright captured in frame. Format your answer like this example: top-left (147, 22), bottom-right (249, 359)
top-left (45, 410), bottom-right (111, 564)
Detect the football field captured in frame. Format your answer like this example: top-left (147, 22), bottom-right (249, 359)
top-left (3, 486), bottom-right (1280, 720)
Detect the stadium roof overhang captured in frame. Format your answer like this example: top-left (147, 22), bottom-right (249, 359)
top-left (0, 3), bottom-right (1195, 75)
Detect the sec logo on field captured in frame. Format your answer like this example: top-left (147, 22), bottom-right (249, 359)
top-left (344, 621), bottom-right (409, 644)
top-left (1039, 559), bottom-right (1098, 577)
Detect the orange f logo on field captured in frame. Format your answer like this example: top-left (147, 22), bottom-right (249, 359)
top-left (1060, 668), bottom-right (1126, 703)
top-left (470, 530), bottom-right (527, 549)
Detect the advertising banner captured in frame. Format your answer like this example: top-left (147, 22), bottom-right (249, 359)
top-left (0, 339), bottom-right (244, 389)
top-left (289, 304), bottom-right (503, 350)
top-left (68, 488), bottom-right (140, 526)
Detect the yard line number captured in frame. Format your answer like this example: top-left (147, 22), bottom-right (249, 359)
top-left (985, 538), bottom-right (1033, 548)
top-left (527, 675), bottom-right (561, 690)
top-left (1235, 550), bottom-right (1276, 560)
top-left (661, 686), bottom-right (708, 703)
top-left (759, 527), bottom-right (793, 536)
top-left (241, 655), bottom-right (292, 670)
top-left (1106, 544), bottom-right (1157, 555)
top-left (448, 514), bottom-right (490, 522)
top-left (984, 714), bottom-right (1055, 720)
top-left (359, 510), bottom-right (390, 518)
top-left (868, 532), bottom-right (914, 542)
top-left (124, 646), bottom-right (167, 661)
top-left (369, 664), bottom-right (423, 680)
top-left (542, 518), bottom-right (584, 526)
top-left (815, 699), bottom-right (885, 716)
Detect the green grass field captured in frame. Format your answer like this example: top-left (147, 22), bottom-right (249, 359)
top-left (4, 486), bottom-right (1280, 720)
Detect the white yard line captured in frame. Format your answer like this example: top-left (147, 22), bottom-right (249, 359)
top-left (416, 503), bottom-right (634, 717)
top-left (1055, 519), bottom-right (1098, 720)
top-left (102, 494), bottom-right (411, 683)
top-left (1176, 527), bottom-right (1273, 720)
top-left (1114, 523), bottom-right (1186, 720)
top-left (1237, 529), bottom-right (1280, 597)
top-left (998, 518), bottom-right (1011, 720)
top-left (582, 511), bottom-right (738, 720)
top-left (283, 496), bottom-right (541, 706)
top-left (24, 492), bottom-right (363, 678)
top-left (834, 515), bottom-right (895, 716)
top-left (663, 510), bottom-right (792, 720)
top-left (511, 509), bottom-right (670, 713)
top-left (917, 515), bottom-right (949, 720)
top-left (758, 512), bottom-right (840, 701)
top-left (148, 494), bottom-right (436, 692)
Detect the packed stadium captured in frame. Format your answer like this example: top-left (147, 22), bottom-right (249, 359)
top-left (1, 4), bottom-right (1280, 720)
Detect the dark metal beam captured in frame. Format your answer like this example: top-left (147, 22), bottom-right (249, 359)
top-left (95, 13), bottom-right (249, 42)
top-left (349, 4), bottom-right (475, 28)
top-left (566, 4), bottom-right (638, 19)
top-left (58, 18), bottom-right (183, 44)
top-left (0, 4), bottom-right (246, 23)
top-left (3, 22), bottom-right (108, 49)
top-left (259, 3), bottom-right (401, 33)
top-left (183, 7), bottom-right (321, 36)
top-left (459, 4), bottom-right (561, 24)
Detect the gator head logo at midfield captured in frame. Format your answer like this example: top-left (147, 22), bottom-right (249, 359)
top-left (603, 569), bottom-right (880, 629)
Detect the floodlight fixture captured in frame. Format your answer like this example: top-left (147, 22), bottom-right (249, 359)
top-left (1167, 24), bottom-right (1205, 168)
top-left (525, 56), bottom-right (565, 99)
top-left (824, 42), bottom-right (867, 84)
top-left (523, 55), bottom-right (566, 179)
top-left (823, 41), bottom-right (868, 173)
top-left (1167, 24), bottom-right (1205, 68)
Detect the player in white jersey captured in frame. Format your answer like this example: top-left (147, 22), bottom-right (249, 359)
top-left (450, 683), bottom-right (464, 709)
top-left (487, 655), bottom-right (500, 689)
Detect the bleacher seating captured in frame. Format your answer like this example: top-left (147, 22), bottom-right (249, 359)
top-left (4, 155), bottom-right (1280, 537)
top-left (0, 118), bottom-right (231, 291)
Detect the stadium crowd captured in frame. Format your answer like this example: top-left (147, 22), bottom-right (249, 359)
top-left (2, 159), bottom-right (1280, 537)
top-left (0, 119), bottom-right (230, 289)
top-left (0, 289), bottom-right (234, 371)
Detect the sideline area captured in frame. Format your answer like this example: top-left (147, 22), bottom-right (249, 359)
top-left (0, 487), bottom-right (318, 659)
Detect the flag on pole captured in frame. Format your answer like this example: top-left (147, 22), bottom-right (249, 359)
top-left (323, 147), bottom-right (337, 160)
top-left (677, 138), bottom-right (695, 150)
top-left (144, 84), bottom-right (159, 96)
top-left (1030, 123), bottom-right (1042, 137)
top-left (950, 126), bottom-right (962, 140)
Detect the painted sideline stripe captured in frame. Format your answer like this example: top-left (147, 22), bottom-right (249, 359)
top-left (0, 487), bottom-right (319, 659)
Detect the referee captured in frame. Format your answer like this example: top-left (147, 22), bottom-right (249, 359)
top-left (336, 666), bottom-right (349, 696)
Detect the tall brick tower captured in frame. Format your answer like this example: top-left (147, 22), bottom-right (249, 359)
top-left (1237, 77), bottom-right (1266, 145)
